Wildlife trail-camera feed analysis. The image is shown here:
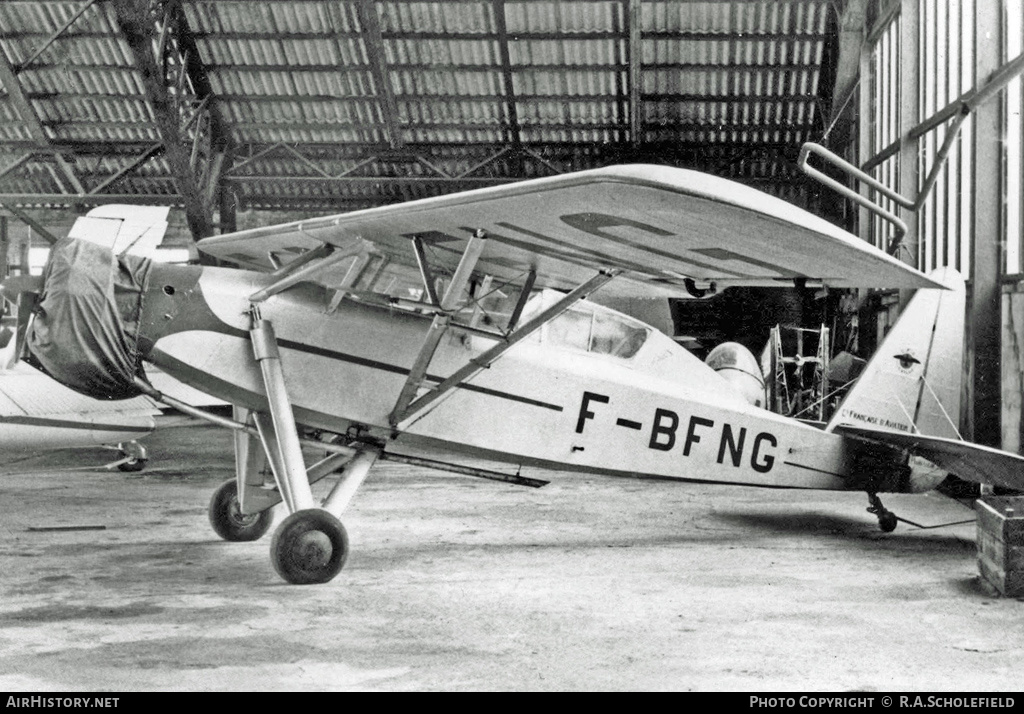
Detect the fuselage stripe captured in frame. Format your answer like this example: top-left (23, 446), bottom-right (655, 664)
top-left (275, 337), bottom-right (564, 412)
top-left (783, 459), bottom-right (843, 478)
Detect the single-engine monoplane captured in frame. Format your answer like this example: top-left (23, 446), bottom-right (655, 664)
top-left (13, 165), bottom-right (1024, 584)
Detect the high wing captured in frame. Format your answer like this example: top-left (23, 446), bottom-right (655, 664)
top-left (834, 424), bottom-right (1024, 491)
top-left (197, 164), bottom-right (944, 300)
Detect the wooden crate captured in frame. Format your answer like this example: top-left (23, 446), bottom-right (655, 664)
top-left (976, 496), bottom-right (1024, 597)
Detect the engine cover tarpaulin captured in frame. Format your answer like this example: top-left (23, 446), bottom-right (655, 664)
top-left (27, 238), bottom-right (152, 400)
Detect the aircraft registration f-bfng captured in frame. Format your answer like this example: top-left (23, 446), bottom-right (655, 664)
top-left (13, 165), bottom-right (1024, 584)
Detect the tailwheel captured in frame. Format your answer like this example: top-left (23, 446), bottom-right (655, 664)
top-left (867, 493), bottom-right (898, 533)
top-left (270, 509), bottom-right (349, 585)
top-left (116, 441), bottom-right (148, 472)
top-left (209, 479), bottom-right (274, 542)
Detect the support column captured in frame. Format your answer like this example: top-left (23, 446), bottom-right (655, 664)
top-left (969, 1), bottom-right (1003, 448)
top-left (898, 0), bottom-right (920, 275)
top-left (0, 216), bottom-right (7, 280)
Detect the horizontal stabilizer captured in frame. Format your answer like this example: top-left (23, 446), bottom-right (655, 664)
top-left (834, 424), bottom-right (1024, 491)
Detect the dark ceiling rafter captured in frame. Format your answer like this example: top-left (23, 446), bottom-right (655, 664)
top-left (25, 60), bottom-right (824, 74)
top-left (491, 0), bottom-right (522, 152)
top-left (0, 43), bottom-right (85, 195)
top-left (14, 0), bottom-right (101, 74)
top-left (820, 0), bottom-right (869, 147)
top-left (353, 0), bottom-right (403, 150)
top-left (110, 0), bottom-right (226, 240)
top-left (2, 203), bottom-right (59, 244)
top-left (627, 0), bottom-right (643, 147)
top-left (23, 90), bottom-right (825, 106)
top-left (187, 30), bottom-right (825, 42)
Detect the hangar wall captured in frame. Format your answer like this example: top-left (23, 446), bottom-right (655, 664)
top-left (1003, 284), bottom-right (1024, 454)
top-left (857, 0), bottom-right (1022, 453)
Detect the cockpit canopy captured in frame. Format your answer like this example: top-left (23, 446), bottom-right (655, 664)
top-left (520, 290), bottom-right (651, 360)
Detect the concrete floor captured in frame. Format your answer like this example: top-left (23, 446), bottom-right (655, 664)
top-left (0, 422), bottom-right (1021, 692)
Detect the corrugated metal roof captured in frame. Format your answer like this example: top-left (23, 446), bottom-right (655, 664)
top-left (0, 0), bottom-right (834, 217)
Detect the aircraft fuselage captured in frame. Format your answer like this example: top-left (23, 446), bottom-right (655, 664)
top-left (130, 264), bottom-right (905, 493)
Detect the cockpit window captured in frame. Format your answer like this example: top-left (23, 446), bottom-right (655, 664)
top-left (542, 306), bottom-right (649, 359)
top-left (589, 312), bottom-right (648, 359)
top-left (515, 292), bottom-right (650, 359)
top-left (547, 309), bottom-right (592, 352)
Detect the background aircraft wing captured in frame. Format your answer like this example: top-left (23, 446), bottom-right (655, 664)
top-left (0, 364), bottom-right (158, 450)
top-left (197, 164), bottom-right (943, 300)
top-left (834, 423), bottom-right (1024, 491)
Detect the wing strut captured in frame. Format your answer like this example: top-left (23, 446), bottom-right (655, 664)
top-left (249, 237), bottom-right (375, 303)
top-left (390, 268), bottom-right (620, 428)
top-left (388, 230), bottom-right (489, 422)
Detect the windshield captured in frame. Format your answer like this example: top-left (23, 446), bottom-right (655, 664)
top-left (522, 295), bottom-right (649, 359)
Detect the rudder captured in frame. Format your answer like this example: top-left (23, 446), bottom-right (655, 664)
top-left (826, 267), bottom-right (965, 439)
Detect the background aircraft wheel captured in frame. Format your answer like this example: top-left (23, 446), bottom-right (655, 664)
top-left (116, 441), bottom-right (148, 472)
top-left (117, 457), bottom-right (147, 472)
top-left (208, 479), bottom-right (273, 542)
top-left (271, 509), bottom-right (348, 585)
top-left (878, 512), bottom-right (898, 533)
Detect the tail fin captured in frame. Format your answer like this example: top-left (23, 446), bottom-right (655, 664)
top-left (826, 267), bottom-right (965, 438)
top-left (67, 205), bottom-right (170, 258)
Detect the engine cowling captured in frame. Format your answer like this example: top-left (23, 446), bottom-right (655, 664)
top-left (705, 341), bottom-right (765, 407)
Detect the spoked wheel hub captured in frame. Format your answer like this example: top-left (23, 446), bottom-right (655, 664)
top-left (271, 509), bottom-right (349, 585)
top-left (209, 479), bottom-right (274, 542)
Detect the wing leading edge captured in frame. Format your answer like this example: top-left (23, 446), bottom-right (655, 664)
top-left (197, 165), bottom-right (944, 300)
top-left (834, 424), bottom-right (1024, 491)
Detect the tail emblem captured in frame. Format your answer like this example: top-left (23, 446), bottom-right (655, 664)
top-left (893, 350), bottom-right (921, 373)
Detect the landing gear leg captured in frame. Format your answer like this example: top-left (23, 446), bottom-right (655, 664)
top-left (248, 314), bottom-right (363, 585)
top-left (867, 492), bottom-right (898, 532)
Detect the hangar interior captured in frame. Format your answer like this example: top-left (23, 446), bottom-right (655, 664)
top-left (0, 0), bottom-right (1021, 455)
top-left (3, 0), bottom-right (1024, 692)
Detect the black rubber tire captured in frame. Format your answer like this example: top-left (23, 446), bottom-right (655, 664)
top-left (117, 457), bottom-right (147, 473)
top-left (879, 512), bottom-right (898, 533)
top-left (208, 479), bottom-right (273, 542)
top-left (271, 509), bottom-right (348, 585)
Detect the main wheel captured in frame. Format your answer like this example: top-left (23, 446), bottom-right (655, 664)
top-left (208, 479), bottom-right (273, 542)
top-left (271, 509), bottom-right (349, 585)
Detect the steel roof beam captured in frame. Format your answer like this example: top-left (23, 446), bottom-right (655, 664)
top-left (15, 0), bottom-right (101, 72)
top-left (821, 0), bottom-right (867, 146)
top-left (23, 61), bottom-right (823, 74)
top-left (193, 62), bottom-right (823, 73)
top-left (0, 154), bottom-right (34, 182)
top-left (110, 0), bottom-right (223, 239)
top-left (0, 192), bottom-right (182, 206)
top-left (0, 138), bottom-right (815, 154)
top-left (87, 143), bottom-right (165, 195)
top-left (0, 121), bottom-right (819, 140)
top-left (352, 0), bottom-right (403, 149)
top-left (0, 50), bottom-right (85, 194)
top-left (187, 31), bottom-right (824, 42)
top-left (0, 203), bottom-right (59, 244)
top-left (192, 92), bottom-right (822, 104)
top-left (492, 0), bottom-right (522, 152)
top-left (627, 0), bottom-right (643, 146)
